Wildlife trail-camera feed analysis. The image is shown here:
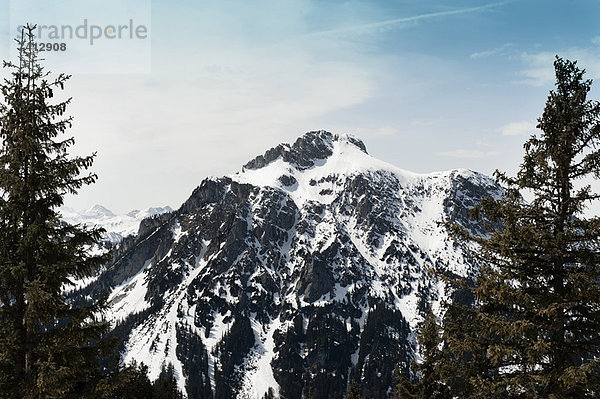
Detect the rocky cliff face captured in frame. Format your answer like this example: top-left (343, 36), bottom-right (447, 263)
top-left (77, 131), bottom-right (502, 398)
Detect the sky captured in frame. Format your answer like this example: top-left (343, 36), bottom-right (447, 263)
top-left (1, 0), bottom-right (600, 213)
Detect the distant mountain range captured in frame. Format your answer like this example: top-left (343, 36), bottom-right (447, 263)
top-left (72, 131), bottom-right (502, 399)
top-left (61, 205), bottom-right (173, 243)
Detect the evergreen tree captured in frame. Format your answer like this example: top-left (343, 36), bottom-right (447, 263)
top-left (393, 371), bottom-right (416, 399)
top-left (0, 25), bottom-right (119, 397)
top-left (111, 362), bottom-right (153, 399)
top-left (262, 387), bottom-right (276, 399)
top-left (175, 323), bottom-right (212, 398)
top-left (345, 379), bottom-right (361, 399)
top-left (152, 364), bottom-right (183, 399)
top-left (395, 312), bottom-right (451, 399)
top-left (441, 57), bottom-right (600, 397)
top-left (352, 303), bottom-right (412, 399)
top-left (213, 314), bottom-right (255, 398)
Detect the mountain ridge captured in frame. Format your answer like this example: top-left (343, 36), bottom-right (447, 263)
top-left (77, 130), bottom-right (502, 398)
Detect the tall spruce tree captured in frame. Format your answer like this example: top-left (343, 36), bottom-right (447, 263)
top-left (0, 25), bottom-right (120, 397)
top-left (440, 57), bottom-right (600, 397)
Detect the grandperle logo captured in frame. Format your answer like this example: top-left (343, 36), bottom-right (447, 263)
top-left (17, 19), bottom-right (148, 45)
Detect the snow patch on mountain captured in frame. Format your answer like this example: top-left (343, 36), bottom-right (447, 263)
top-left (240, 317), bottom-right (283, 398)
top-left (106, 257), bottom-right (153, 323)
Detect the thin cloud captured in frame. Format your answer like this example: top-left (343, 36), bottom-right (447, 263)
top-left (302, 1), bottom-right (514, 39)
top-left (471, 43), bottom-right (513, 59)
top-left (498, 121), bottom-right (535, 136)
top-left (438, 149), bottom-right (499, 159)
top-left (519, 45), bottom-right (600, 86)
top-left (410, 120), bottom-right (435, 127)
top-left (475, 139), bottom-right (499, 148)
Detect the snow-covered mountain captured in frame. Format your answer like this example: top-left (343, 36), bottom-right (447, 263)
top-left (61, 205), bottom-right (173, 243)
top-left (76, 131), bottom-right (502, 399)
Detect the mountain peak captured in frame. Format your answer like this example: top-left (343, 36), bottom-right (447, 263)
top-left (80, 129), bottom-right (505, 399)
top-left (86, 204), bottom-right (115, 217)
top-left (243, 130), bottom-right (367, 171)
top-left (127, 206), bottom-right (173, 218)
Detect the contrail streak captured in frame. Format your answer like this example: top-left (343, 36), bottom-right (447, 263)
top-left (303, 1), bottom-right (513, 39)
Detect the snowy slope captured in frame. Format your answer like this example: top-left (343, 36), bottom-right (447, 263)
top-left (80, 131), bottom-right (503, 399)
